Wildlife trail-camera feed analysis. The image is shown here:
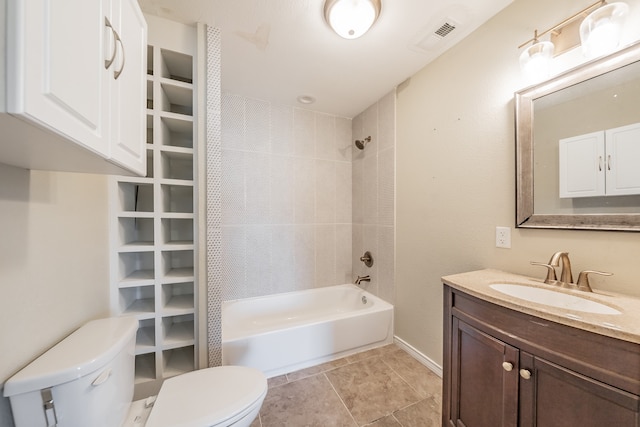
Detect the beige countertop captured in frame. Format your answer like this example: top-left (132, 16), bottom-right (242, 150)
top-left (442, 269), bottom-right (640, 345)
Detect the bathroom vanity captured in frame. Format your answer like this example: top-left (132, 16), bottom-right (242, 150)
top-left (442, 269), bottom-right (640, 427)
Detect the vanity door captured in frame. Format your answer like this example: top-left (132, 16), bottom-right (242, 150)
top-left (519, 352), bottom-right (640, 427)
top-left (449, 318), bottom-right (520, 427)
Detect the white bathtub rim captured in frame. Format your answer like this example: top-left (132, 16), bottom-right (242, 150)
top-left (222, 284), bottom-right (392, 342)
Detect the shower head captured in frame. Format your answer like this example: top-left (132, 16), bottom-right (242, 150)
top-left (355, 136), bottom-right (372, 150)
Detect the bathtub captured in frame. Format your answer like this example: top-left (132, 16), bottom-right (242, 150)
top-left (222, 284), bottom-right (394, 378)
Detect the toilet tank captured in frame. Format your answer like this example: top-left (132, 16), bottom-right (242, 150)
top-left (4, 317), bottom-right (138, 427)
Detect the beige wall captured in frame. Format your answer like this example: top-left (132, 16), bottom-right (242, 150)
top-left (0, 165), bottom-right (110, 424)
top-left (396, 0), bottom-right (640, 368)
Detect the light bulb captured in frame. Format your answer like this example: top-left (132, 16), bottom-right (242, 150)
top-left (580, 2), bottom-right (629, 59)
top-left (519, 41), bottom-right (555, 83)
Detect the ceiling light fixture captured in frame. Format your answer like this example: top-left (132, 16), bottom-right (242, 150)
top-left (324, 0), bottom-right (382, 40)
top-left (297, 95), bottom-right (316, 105)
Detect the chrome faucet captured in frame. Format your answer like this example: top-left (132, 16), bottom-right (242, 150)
top-left (531, 251), bottom-right (612, 292)
top-left (355, 275), bottom-right (370, 285)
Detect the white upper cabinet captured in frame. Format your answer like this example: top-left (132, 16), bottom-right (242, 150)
top-left (559, 123), bottom-right (640, 198)
top-left (1, 0), bottom-right (147, 175)
top-left (605, 123), bottom-right (640, 196)
top-left (108, 0), bottom-right (148, 173)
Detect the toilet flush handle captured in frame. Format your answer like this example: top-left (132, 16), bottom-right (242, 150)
top-left (92, 368), bottom-right (112, 386)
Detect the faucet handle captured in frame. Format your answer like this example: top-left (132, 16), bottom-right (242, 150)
top-left (576, 270), bottom-right (613, 292)
top-left (531, 261), bottom-right (557, 284)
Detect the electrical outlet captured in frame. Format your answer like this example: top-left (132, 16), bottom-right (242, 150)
top-left (496, 226), bottom-right (511, 248)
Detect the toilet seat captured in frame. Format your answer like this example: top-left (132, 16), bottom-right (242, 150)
top-left (145, 366), bottom-right (267, 427)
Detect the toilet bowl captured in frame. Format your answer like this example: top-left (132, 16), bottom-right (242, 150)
top-left (4, 317), bottom-right (267, 427)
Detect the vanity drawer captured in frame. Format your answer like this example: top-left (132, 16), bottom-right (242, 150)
top-left (449, 287), bottom-right (640, 395)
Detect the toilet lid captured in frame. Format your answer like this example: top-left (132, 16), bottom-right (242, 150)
top-left (145, 366), bottom-right (267, 427)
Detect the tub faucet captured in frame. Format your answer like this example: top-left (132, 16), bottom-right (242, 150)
top-left (355, 275), bottom-right (370, 285)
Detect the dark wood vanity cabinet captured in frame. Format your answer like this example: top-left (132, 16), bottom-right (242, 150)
top-left (443, 285), bottom-right (640, 427)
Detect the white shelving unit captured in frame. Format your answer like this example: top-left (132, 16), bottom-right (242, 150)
top-left (110, 33), bottom-right (198, 399)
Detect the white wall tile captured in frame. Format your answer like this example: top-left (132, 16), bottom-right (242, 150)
top-left (271, 104), bottom-right (293, 156)
top-left (315, 224), bottom-right (336, 287)
top-left (294, 225), bottom-right (316, 289)
top-left (336, 117), bottom-right (353, 162)
top-left (245, 152), bottom-right (271, 224)
top-left (336, 224), bottom-right (353, 284)
top-left (294, 157), bottom-right (315, 224)
top-left (220, 94), bottom-right (356, 305)
top-left (352, 158), bottom-right (364, 224)
top-left (352, 223), bottom-right (364, 276)
top-left (245, 98), bottom-right (270, 153)
top-left (269, 155), bottom-right (294, 224)
top-left (293, 108), bottom-right (315, 158)
top-left (335, 161), bottom-right (352, 224)
top-left (221, 225), bottom-right (245, 301)
top-left (270, 225), bottom-right (296, 294)
top-left (363, 153), bottom-right (378, 225)
top-left (245, 225), bottom-right (272, 297)
top-left (315, 159), bottom-right (336, 224)
top-left (378, 147), bottom-right (395, 227)
top-left (315, 113), bottom-right (336, 161)
top-left (221, 93), bottom-right (245, 150)
top-left (221, 149), bottom-right (245, 225)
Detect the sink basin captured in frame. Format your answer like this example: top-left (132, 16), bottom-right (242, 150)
top-left (489, 284), bottom-right (621, 315)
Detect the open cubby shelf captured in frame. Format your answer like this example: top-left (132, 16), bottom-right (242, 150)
top-left (110, 40), bottom-right (197, 394)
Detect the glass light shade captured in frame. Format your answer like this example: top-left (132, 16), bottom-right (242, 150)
top-left (519, 41), bottom-right (555, 83)
top-left (324, 0), bottom-right (381, 39)
top-left (580, 2), bottom-right (629, 59)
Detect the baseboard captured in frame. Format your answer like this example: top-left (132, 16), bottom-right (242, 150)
top-left (393, 335), bottom-right (443, 378)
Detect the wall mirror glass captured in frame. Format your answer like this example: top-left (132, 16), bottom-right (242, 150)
top-left (515, 41), bottom-right (640, 231)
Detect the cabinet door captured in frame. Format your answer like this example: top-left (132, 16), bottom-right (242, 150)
top-left (107, 0), bottom-right (147, 175)
top-left (450, 318), bottom-right (519, 427)
top-left (558, 131), bottom-right (605, 198)
top-left (7, 0), bottom-right (110, 155)
top-left (605, 123), bottom-right (640, 196)
top-left (519, 352), bottom-right (640, 427)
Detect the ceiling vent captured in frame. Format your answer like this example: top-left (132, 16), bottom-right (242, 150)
top-left (434, 22), bottom-right (456, 38)
top-left (410, 18), bottom-right (460, 53)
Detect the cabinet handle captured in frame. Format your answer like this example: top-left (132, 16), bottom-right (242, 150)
top-left (519, 369), bottom-right (532, 380)
top-left (607, 155), bottom-right (612, 171)
top-left (598, 156), bottom-right (602, 172)
top-left (502, 362), bottom-right (513, 372)
top-left (104, 17), bottom-right (117, 70)
top-left (113, 33), bottom-right (125, 80)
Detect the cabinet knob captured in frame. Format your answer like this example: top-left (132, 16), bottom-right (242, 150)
top-left (519, 369), bottom-right (532, 380)
top-left (502, 362), bottom-right (513, 372)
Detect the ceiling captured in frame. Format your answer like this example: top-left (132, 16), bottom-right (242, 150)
top-left (138, 0), bottom-right (513, 118)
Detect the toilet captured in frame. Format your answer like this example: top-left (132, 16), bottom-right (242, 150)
top-left (3, 317), bottom-right (267, 427)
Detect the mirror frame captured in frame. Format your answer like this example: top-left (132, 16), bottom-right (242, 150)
top-left (515, 41), bottom-right (640, 232)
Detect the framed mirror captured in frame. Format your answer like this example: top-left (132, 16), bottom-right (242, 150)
top-left (515, 41), bottom-right (640, 231)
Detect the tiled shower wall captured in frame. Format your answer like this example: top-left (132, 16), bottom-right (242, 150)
top-left (352, 90), bottom-right (396, 304)
top-left (220, 94), bottom-right (354, 300)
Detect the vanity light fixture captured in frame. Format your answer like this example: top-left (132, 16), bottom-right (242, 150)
top-left (324, 0), bottom-right (382, 39)
top-left (580, 2), bottom-right (629, 59)
top-left (518, 1), bottom-right (629, 80)
top-left (519, 31), bottom-right (555, 82)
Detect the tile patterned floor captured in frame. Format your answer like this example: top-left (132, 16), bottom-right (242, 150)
top-left (249, 344), bottom-right (442, 427)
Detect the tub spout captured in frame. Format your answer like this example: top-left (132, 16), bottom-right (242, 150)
top-left (355, 275), bottom-right (370, 285)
